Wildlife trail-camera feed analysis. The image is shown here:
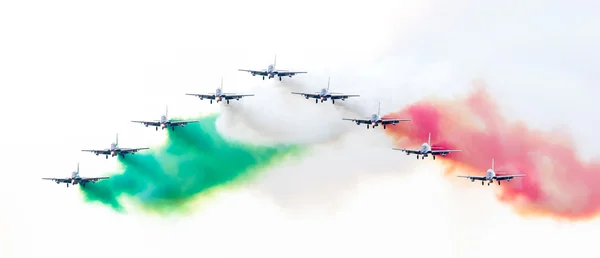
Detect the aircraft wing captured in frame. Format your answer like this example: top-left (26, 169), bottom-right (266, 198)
top-left (431, 149), bottom-right (461, 155)
top-left (342, 118), bottom-right (371, 124)
top-left (238, 69), bottom-right (268, 76)
top-left (224, 94), bottom-right (254, 99)
top-left (81, 149), bottom-right (111, 155)
top-left (276, 70), bottom-right (307, 76)
top-left (168, 120), bottom-right (200, 126)
top-left (42, 177), bottom-right (71, 183)
top-left (117, 147), bottom-right (149, 154)
top-left (457, 175), bottom-right (488, 181)
top-left (330, 94), bottom-right (360, 100)
top-left (185, 93), bottom-right (216, 99)
top-left (381, 118), bottom-right (411, 125)
top-left (131, 120), bottom-right (161, 127)
top-left (291, 92), bottom-right (321, 99)
top-left (391, 148), bottom-right (421, 154)
top-left (495, 174), bottom-right (525, 181)
top-left (80, 176), bottom-right (110, 183)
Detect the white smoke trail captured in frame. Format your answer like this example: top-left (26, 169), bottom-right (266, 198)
top-left (216, 76), bottom-right (367, 145)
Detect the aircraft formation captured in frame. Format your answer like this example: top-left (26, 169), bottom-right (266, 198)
top-left (43, 55), bottom-right (525, 188)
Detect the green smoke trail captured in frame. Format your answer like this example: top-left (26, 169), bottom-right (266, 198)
top-left (80, 114), bottom-right (303, 215)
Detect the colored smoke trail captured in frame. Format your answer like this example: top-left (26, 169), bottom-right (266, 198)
top-left (80, 114), bottom-right (303, 215)
top-left (384, 81), bottom-right (600, 221)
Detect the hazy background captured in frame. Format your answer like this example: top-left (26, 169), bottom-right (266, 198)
top-left (1, 0), bottom-right (599, 257)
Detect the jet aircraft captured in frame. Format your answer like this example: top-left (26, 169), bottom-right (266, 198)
top-left (457, 159), bottom-right (525, 186)
top-left (342, 102), bottom-right (410, 129)
top-left (42, 163), bottom-right (109, 188)
top-left (131, 105), bottom-right (199, 131)
top-left (392, 133), bottom-right (461, 160)
top-left (185, 78), bottom-right (254, 104)
top-left (291, 77), bottom-right (359, 104)
top-left (82, 134), bottom-right (149, 159)
top-left (238, 55), bottom-right (307, 81)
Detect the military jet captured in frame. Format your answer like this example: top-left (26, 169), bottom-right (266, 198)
top-left (457, 159), bottom-right (525, 186)
top-left (392, 133), bottom-right (461, 160)
top-left (82, 134), bottom-right (149, 159)
top-left (342, 102), bottom-right (410, 129)
top-left (131, 105), bottom-right (199, 131)
top-left (291, 77), bottom-right (359, 104)
top-left (185, 78), bottom-right (254, 104)
top-left (238, 55), bottom-right (307, 81)
top-left (42, 163), bottom-right (109, 188)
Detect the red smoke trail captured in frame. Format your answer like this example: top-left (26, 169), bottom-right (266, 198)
top-left (384, 81), bottom-right (600, 221)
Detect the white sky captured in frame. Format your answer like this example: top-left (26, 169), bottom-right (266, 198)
top-left (1, 0), bottom-right (599, 257)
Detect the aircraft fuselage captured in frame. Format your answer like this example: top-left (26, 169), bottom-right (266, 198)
top-left (266, 65), bottom-right (276, 78)
top-left (259, 65), bottom-right (293, 80)
top-left (420, 143), bottom-right (431, 156)
top-left (485, 170), bottom-right (495, 182)
top-left (65, 178), bottom-right (93, 187)
top-left (369, 118), bottom-right (389, 127)
top-left (68, 177), bottom-right (85, 185)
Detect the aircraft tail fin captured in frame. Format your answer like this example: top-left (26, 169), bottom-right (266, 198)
top-left (273, 54), bottom-right (277, 68)
top-left (77, 162), bottom-right (79, 173)
top-left (428, 133), bottom-right (431, 146)
top-left (492, 158), bottom-right (495, 171)
top-left (165, 105), bottom-right (168, 118)
top-left (220, 77), bottom-right (223, 90)
top-left (115, 133), bottom-right (119, 146)
top-left (327, 77), bottom-right (331, 91)
top-left (377, 102), bottom-right (381, 116)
